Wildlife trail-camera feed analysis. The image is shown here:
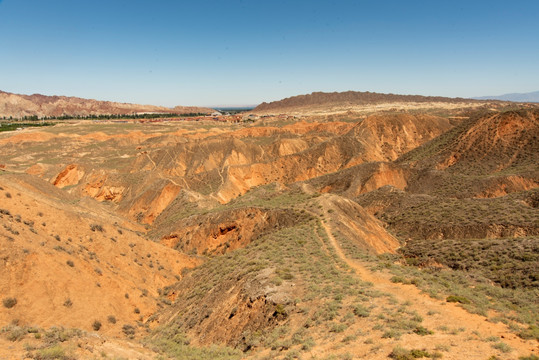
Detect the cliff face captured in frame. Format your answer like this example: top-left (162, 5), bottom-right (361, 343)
top-left (0, 90), bottom-right (213, 118)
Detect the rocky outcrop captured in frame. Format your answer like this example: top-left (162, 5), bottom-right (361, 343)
top-left (160, 207), bottom-right (299, 255)
top-left (127, 182), bottom-right (182, 224)
top-left (83, 173), bottom-right (125, 202)
top-left (52, 164), bottom-right (84, 188)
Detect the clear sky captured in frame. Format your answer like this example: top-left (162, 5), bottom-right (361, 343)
top-left (1, 0), bottom-right (538, 107)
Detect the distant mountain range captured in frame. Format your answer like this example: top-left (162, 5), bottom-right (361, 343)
top-left (0, 90), bottom-right (214, 118)
top-left (473, 91), bottom-right (539, 103)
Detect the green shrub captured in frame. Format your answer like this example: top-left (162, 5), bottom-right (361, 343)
top-left (492, 342), bottom-right (512, 353)
top-left (389, 346), bottom-right (431, 359)
top-left (122, 324), bottom-right (135, 336)
top-left (519, 355), bottom-right (539, 360)
top-left (301, 337), bottom-right (316, 350)
top-left (518, 325), bottom-right (539, 341)
top-left (34, 344), bottom-right (68, 359)
top-left (329, 323), bottom-right (347, 333)
top-left (90, 224), bottom-right (104, 232)
top-left (353, 304), bottom-right (370, 317)
top-left (382, 330), bottom-right (402, 339)
top-left (446, 295), bottom-right (470, 304)
top-left (4, 326), bottom-right (26, 341)
top-left (409, 349), bottom-right (431, 358)
top-left (274, 304), bottom-right (287, 317)
top-left (92, 320), bottom-right (102, 331)
top-left (2, 297), bottom-right (17, 308)
top-left (44, 327), bottom-right (82, 343)
top-left (414, 326), bottom-right (433, 336)
top-left (150, 337), bottom-right (241, 360)
top-left (391, 276), bottom-right (411, 284)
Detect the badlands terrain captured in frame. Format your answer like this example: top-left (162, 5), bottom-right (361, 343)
top-left (0, 91), bottom-right (538, 359)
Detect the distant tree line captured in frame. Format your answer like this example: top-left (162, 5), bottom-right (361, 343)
top-left (0, 115), bottom-right (39, 121)
top-left (216, 108), bottom-right (254, 115)
top-left (0, 122), bottom-right (55, 132)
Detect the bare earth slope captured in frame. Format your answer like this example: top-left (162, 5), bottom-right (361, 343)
top-left (0, 173), bottom-right (199, 335)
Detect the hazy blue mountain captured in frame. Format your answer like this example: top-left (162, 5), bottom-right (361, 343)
top-left (473, 91), bottom-right (539, 103)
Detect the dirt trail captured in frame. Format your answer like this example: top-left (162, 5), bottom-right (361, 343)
top-left (321, 221), bottom-right (539, 359)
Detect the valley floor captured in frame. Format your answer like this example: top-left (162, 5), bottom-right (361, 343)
top-left (0, 106), bottom-right (537, 359)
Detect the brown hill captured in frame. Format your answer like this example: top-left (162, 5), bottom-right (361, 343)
top-left (398, 109), bottom-right (539, 185)
top-left (253, 90), bottom-right (490, 115)
top-left (434, 109), bottom-right (539, 174)
top-left (308, 110), bottom-right (538, 201)
top-left (0, 90), bottom-right (214, 118)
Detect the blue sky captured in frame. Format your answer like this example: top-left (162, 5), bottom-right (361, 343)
top-left (1, 0), bottom-right (538, 107)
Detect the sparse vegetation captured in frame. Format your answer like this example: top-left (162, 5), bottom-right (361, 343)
top-left (92, 320), bottom-right (102, 331)
top-left (389, 346), bottom-right (433, 359)
top-left (32, 344), bottom-right (70, 360)
top-left (149, 336), bottom-right (242, 360)
top-left (446, 295), bottom-right (470, 304)
top-left (336, 229), bottom-right (539, 336)
top-left (519, 355), bottom-right (539, 360)
top-left (3, 297), bottom-right (17, 308)
top-left (2, 325), bottom-right (27, 341)
top-left (90, 224), bottom-right (104, 232)
top-left (352, 304), bottom-right (370, 317)
top-left (518, 325), bottom-right (539, 340)
top-left (492, 342), bottom-right (512, 353)
top-left (122, 324), bottom-right (135, 337)
top-left (413, 326), bottom-right (433, 336)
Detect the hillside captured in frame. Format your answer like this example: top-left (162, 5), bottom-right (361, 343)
top-left (356, 108), bottom-right (538, 285)
top-left (399, 108), bottom-right (539, 175)
top-left (252, 90), bottom-right (495, 115)
top-left (0, 105), bottom-right (538, 359)
top-left (0, 90), bottom-right (214, 118)
top-left (0, 173), bottom-right (199, 332)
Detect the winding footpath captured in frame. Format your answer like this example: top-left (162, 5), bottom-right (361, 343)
top-left (321, 220), bottom-right (538, 359)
